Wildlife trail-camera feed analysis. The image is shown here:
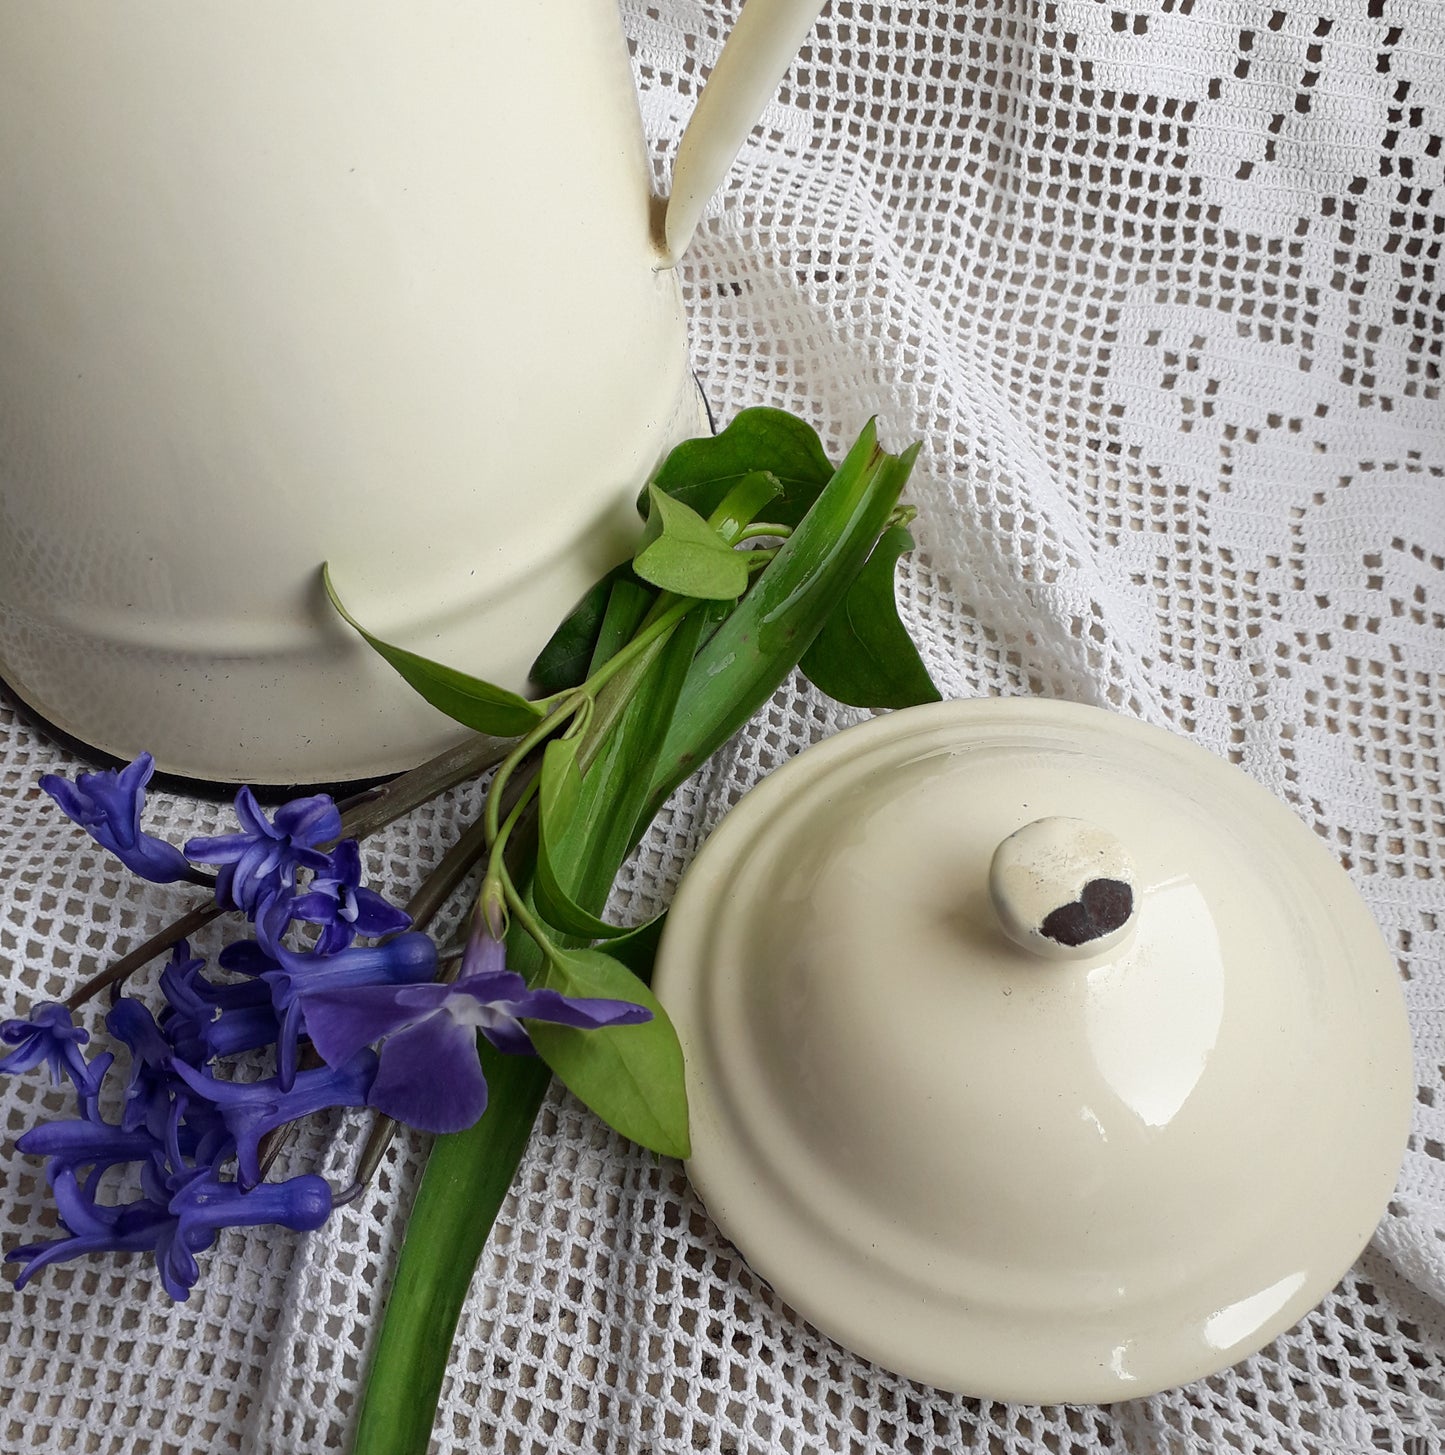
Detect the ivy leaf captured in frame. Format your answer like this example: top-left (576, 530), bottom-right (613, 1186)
top-left (322, 564), bottom-right (544, 737)
top-left (534, 738), bottom-right (636, 940)
top-left (632, 486), bottom-right (749, 600)
top-left (799, 525), bottom-right (942, 709)
top-left (647, 407), bottom-right (835, 528)
top-left (529, 564), bottom-right (635, 695)
top-left (529, 948), bottom-right (689, 1159)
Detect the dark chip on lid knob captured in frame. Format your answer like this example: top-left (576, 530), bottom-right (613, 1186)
top-left (1041, 876), bottom-right (1135, 947)
top-left (988, 816), bottom-right (1140, 961)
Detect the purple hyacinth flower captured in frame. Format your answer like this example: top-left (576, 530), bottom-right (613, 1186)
top-left (0, 1002), bottom-right (107, 1107)
top-left (39, 753), bottom-right (193, 884)
top-left (16, 1113), bottom-right (163, 1181)
top-left (219, 931), bottom-right (435, 1090)
top-left (7, 1164), bottom-right (332, 1301)
top-left (105, 996), bottom-right (180, 1139)
top-left (170, 1050), bottom-right (377, 1187)
top-left (302, 938), bottom-right (651, 1135)
top-left (160, 943), bottom-right (272, 1016)
top-left (184, 788), bottom-right (341, 950)
top-left (7, 1169), bottom-right (176, 1293)
top-left (156, 949), bottom-right (280, 1066)
top-left (150, 1165), bottom-right (332, 1301)
top-left (290, 839), bottom-right (412, 954)
top-left (104, 989), bottom-right (230, 1168)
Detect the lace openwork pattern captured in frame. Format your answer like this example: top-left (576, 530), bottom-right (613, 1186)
top-left (1, 2), bottom-right (1442, 1451)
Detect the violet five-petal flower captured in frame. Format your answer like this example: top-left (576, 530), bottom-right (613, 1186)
top-left (218, 931), bottom-right (436, 1090)
top-left (39, 752), bottom-right (194, 884)
top-left (184, 788), bottom-right (340, 950)
top-left (170, 1050), bottom-right (378, 1187)
top-left (302, 954), bottom-right (652, 1135)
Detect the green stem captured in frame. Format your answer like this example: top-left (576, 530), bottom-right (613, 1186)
top-left (579, 593), bottom-right (691, 698)
top-left (349, 1037), bottom-right (551, 1455)
top-left (484, 696), bottom-right (584, 846)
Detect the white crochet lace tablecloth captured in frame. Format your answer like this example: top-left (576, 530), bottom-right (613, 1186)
top-left (2, 2), bottom-right (1443, 1451)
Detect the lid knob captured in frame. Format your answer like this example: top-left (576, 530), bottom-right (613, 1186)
top-left (988, 816), bottom-right (1139, 961)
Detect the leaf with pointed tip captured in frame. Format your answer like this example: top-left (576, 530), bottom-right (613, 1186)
top-left (529, 564), bottom-right (637, 695)
top-left (605, 912), bottom-right (669, 985)
top-left (534, 737), bottom-right (637, 941)
top-left (800, 525), bottom-right (942, 709)
top-left (646, 407), bottom-right (835, 528)
top-left (322, 564), bottom-right (543, 737)
top-left (640, 424), bottom-right (923, 827)
top-left (529, 948), bottom-right (689, 1159)
top-left (632, 486), bottom-right (749, 600)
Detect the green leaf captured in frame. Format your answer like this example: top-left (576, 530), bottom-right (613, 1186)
top-left (559, 605), bottom-right (708, 903)
top-left (323, 564), bottom-right (544, 737)
top-left (529, 947), bottom-right (689, 1159)
top-left (534, 737), bottom-right (637, 940)
top-left (588, 570), bottom-right (657, 674)
top-left (800, 525), bottom-right (942, 709)
top-left (632, 486), bottom-right (750, 600)
top-left (606, 911), bottom-right (668, 985)
top-left (640, 423), bottom-right (922, 827)
top-left (528, 563), bottom-right (634, 694)
top-left (647, 406), bottom-right (835, 528)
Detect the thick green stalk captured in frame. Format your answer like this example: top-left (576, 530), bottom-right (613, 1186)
top-left (349, 1032), bottom-right (550, 1455)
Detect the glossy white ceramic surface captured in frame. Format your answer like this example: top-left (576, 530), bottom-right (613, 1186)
top-left (654, 699), bottom-right (1414, 1403)
top-left (0, 0), bottom-right (823, 783)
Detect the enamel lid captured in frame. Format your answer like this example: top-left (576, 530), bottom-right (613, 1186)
top-left (654, 699), bottom-right (1413, 1403)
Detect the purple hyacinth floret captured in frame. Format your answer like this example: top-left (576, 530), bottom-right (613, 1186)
top-left (290, 839), bottom-right (412, 954)
top-left (157, 947), bottom-right (282, 1067)
top-left (0, 1002), bottom-right (109, 1108)
top-left (171, 1050), bottom-right (378, 1187)
top-left (105, 995), bottom-right (190, 1147)
top-left (184, 788), bottom-right (340, 951)
top-left (39, 752), bottom-right (193, 884)
top-left (7, 1164), bottom-right (331, 1301)
top-left (302, 931), bottom-right (651, 1135)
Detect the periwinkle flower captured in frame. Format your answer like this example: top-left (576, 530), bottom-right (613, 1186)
top-left (290, 839), bottom-right (412, 954)
top-left (302, 931), bottom-right (651, 1135)
top-left (39, 752), bottom-right (194, 884)
top-left (184, 788), bottom-right (341, 950)
top-left (171, 1051), bottom-right (378, 1187)
top-left (219, 931), bottom-right (436, 1089)
top-left (0, 1002), bottom-right (106, 1106)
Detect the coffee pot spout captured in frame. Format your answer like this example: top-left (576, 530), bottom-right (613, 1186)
top-left (661, 0), bottom-right (829, 266)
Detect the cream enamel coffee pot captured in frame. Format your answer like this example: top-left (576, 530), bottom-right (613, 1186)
top-left (0, 0), bottom-right (824, 783)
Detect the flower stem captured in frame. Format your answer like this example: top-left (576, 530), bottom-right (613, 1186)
top-left (64, 901), bottom-right (223, 1010)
